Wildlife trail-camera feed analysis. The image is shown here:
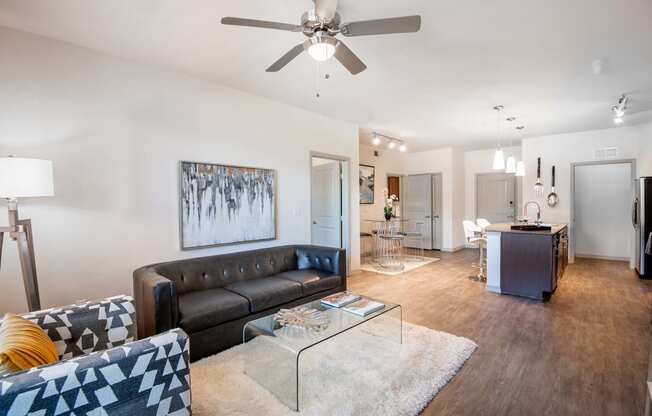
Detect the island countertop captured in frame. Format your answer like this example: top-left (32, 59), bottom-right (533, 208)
top-left (484, 223), bottom-right (568, 235)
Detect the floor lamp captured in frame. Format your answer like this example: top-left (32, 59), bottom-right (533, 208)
top-left (0, 157), bottom-right (54, 312)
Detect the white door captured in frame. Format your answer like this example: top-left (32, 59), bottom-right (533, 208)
top-left (311, 158), bottom-right (342, 248)
top-left (574, 163), bottom-right (632, 260)
top-left (405, 174), bottom-right (433, 250)
top-left (476, 173), bottom-right (516, 223)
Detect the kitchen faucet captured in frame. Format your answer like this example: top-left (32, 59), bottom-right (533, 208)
top-left (523, 201), bottom-right (542, 224)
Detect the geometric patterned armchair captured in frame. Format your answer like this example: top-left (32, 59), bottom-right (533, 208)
top-left (0, 295), bottom-right (191, 415)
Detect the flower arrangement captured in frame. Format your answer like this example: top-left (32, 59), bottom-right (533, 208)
top-left (383, 188), bottom-right (398, 220)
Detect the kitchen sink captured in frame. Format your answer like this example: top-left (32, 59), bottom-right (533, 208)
top-left (511, 224), bottom-right (552, 231)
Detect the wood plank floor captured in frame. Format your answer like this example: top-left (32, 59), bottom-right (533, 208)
top-left (349, 250), bottom-right (651, 416)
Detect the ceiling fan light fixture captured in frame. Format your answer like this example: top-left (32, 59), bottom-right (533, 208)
top-left (307, 35), bottom-right (337, 62)
top-left (372, 135), bottom-right (381, 145)
top-left (388, 141), bottom-right (397, 150)
top-left (399, 144), bottom-right (407, 152)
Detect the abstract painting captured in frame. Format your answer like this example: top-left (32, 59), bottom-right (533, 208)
top-left (359, 164), bottom-right (375, 204)
top-left (180, 161), bottom-right (276, 249)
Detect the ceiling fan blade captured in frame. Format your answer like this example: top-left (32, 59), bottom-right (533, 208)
top-left (221, 17), bottom-right (301, 32)
top-left (266, 43), bottom-right (305, 72)
top-left (314, 0), bottom-right (338, 22)
top-left (341, 15), bottom-right (422, 37)
top-left (334, 41), bottom-right (367, 75)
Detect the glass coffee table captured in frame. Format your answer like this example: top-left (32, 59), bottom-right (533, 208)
top-left (242, 295), bottom-right (402, 411)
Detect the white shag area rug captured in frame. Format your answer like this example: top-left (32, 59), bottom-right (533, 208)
top-left (191, 321), bottom-right (476, 416)
top-left (360, 257), bottom-right (439, 276)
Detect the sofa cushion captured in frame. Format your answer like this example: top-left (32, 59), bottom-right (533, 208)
top-left (276, 269), bottom-right (342, 296)
top-left (178, 288), bottom-right (250, 333)
top-left (224, 278), bottom-right (303, 313)
top-left (296, 246), bottom-right (342, 275)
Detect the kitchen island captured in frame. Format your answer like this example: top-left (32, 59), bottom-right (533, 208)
top-left (485, 223), bottom-right (568, 300)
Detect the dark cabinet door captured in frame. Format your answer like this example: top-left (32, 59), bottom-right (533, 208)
top-left (552, 235), bottom-right (560, 291)
top-left (500, 233), bottom-right (554, 300)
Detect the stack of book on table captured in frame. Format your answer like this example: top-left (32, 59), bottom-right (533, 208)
top-left (321, 292), bottom-right (385, 317)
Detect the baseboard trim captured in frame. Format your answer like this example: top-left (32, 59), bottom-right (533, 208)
top-left (486, 284), bottom-right (501, 294)
top-left (442, 245), bottom-right (466, 253)
top-left (575, 254), bottom-right (630, 262)
top-left (348, 268), bottom-right (363, 276)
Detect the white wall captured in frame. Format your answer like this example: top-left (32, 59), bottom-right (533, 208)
top-left (404, 147), bottom-right (466, 251)
top-left (451, 148), bottom-right (466, 249)
top-left (521, 123), bottom-right (652, 265)
top-left (358, 144), bottom-right (407, 230)
top-left (464, 146), bottom-right (523, 222)
top-left (521, 124), bottom-right (648, 224)
top-left (0, 27), bottom-right (360, 314)
top-left (641, 123), bottom-right (652, 176)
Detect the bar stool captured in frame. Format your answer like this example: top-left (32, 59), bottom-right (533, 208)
top-left (463, 220), bottom-right (487, 282)
top-left (360, 232), bottom-right (373, 264)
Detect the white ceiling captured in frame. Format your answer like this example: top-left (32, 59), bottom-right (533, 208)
top-left (1, 0), bottom-right (651, 151)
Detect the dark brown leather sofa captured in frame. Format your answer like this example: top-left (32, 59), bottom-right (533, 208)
top-left (133, 245), bottom-right (346, 361)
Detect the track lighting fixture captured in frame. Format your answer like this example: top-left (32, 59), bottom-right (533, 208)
top-left (371, 132), bottom-right (408, 152)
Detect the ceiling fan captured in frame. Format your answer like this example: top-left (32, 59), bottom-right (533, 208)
top-left (221, 0), bottom-right (421, 75)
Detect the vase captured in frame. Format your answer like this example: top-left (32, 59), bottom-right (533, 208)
top-left (384, 212), bottom-right (392, 221)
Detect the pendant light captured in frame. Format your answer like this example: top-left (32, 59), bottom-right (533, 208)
top-left (515, 161), bottom-right (525, 177)
top-left (492, 105), bottom-right (505, 170)
top-left (504, 117), bottom-right (517, 174)
top-left (514, 125), bottom-right (526, 177)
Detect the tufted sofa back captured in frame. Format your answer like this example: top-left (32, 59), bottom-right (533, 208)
top-left (151, 246), bottom-right (299, 295)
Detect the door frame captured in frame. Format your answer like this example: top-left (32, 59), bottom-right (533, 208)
top-left (431, 173), bottom-right (443, 250)
top-left (474, 172), bottom-right (517, 222)
top-left (309, 152), bottom-right (351, 273)
top-left (569, 158), bottom-right (636, 267)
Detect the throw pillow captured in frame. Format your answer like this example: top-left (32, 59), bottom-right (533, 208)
top-left (0, 313), bottom-right (58, 376)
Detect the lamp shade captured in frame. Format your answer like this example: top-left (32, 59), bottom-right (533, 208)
top-left (0, 157), bottom-right (54, 199)
top-left (492, 149), bottom-right (505, 170)
top-left (515, 161), bottom-right (525, 177)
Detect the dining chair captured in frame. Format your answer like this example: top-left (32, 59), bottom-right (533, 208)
top-left (476, 218), bottom-right (491, 230)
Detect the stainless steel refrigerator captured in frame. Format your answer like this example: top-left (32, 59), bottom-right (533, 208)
top-left (633, 177), bottom-right (652, 278)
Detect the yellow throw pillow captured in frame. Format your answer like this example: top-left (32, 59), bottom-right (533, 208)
top-left (0, 313), bottom-right (58, 376)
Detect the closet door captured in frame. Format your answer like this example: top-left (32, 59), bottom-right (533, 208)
top-left (405, 174), bottom-right (433, 250)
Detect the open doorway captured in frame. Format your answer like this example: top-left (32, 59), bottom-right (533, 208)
top-left (570, 159), bottom-right (636, 266)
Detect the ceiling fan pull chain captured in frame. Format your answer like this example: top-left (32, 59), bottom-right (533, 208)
top-left (315, 61), bottom-right (321, 98)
